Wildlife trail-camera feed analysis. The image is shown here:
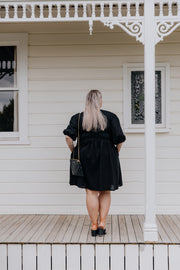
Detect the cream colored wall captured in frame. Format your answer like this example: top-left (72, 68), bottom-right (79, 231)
top-left (0, 22), bottom-right (179, 214)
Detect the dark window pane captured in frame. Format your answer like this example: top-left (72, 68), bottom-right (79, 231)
top-left (131, 71), bottom-right (144, 124)
top-left (0, 46), bottom-right (17, 88)
top-left (131, 70), bottom-right (162, 124)
top-left (0, 91), bottom-right (18, 131)
top-left (155, 71), bottom-right (162, 124)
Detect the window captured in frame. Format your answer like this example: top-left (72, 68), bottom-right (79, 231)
top-left (0, 34), bottom-right (28, 144)
top-left (123, 63), bottom-right (170, 133)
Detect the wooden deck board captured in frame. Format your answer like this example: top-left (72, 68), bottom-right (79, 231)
top-left (112, 215), bottom-right (120, 242)
top-left (166, 215), bottom-right (180, 242)
top-left (3, 215), bottom-right (35, 242)
top-left (119, 215), bottom-right (128, 242)
top-left (17, 215), bottom-right (43, 242)
top-left (79, 215), bottom-right (90, 243)
top-left (0, 215), bottom-right (25, 239)
top-left (170, 215), bottom-right (180, 241)
top-left (156, 216), bottom-right (172, 243)
top-left (131, 215), bottom-right (143, 242)
top-left (62, 215), bottom-right (79, 243)
top-left (71, 215), bottom-right (85, 243)
top-left (0, 215), bottom-right (12, 224)
top-left (54, 215), bottom-right (73, 242)
top-left (36, 215), bottom-right (61, 242)
top-left (0, 214), bottom-right (179, 244)
top-left (125, 215), bottom-right (137, 243)
top-left (23, 215), bottom-right (50, 242)
top-left (46, 215), bottom-right (66, 242)
top-left (0, 215), bottom-right (28, 241)
top-left (29, 215), bottom-right (53, 242)
top-left (158, 215), bottom-right (179, 243)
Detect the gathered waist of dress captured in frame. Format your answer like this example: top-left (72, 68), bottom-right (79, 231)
top-left (80, 133), bottom-right (111, 143)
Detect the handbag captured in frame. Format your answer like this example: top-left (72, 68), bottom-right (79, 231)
top-left (70, 113), bottom-right (84, 177)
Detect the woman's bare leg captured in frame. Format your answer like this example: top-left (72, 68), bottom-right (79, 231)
top-left (85, 189), bottom-right (99, 230)
top-left (98, 190), bottom-right (111, 228)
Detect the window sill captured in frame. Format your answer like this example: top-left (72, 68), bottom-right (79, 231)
top-left (0, 138), bottom-right (30, 145)
top-left (124, 128), bottom-right (171, 134)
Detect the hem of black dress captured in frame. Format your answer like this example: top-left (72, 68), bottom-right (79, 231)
top-left (69, 183), bottom-right (123, 191)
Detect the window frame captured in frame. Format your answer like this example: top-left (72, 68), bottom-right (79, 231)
top-left (123, 62), bottom-right (170, 133)
top-left (0, 33), bottom-right (29, 144)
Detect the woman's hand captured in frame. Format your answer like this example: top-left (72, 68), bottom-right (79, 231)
top-left (65, 135), bottom-right (74, 152)
top-left (117, 142), bottom-right (123, 153)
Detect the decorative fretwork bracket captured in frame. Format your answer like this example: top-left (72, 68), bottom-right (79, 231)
top-left (100, 19), bottom-right (144, 44)
top-left (155, 21), bottom-right (180, 45)
top-left (95, 18), bottom-right (180, 46)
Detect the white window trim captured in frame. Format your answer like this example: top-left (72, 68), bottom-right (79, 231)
top-left (123, 62), bottom-right (170, 133)
top-left (0, 33), bottom-right (29, 144)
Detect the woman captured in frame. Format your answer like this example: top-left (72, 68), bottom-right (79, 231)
top-left (63, 90), bottom-right (126, 237)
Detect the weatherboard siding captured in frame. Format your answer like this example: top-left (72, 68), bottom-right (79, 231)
top-left (0, 23), bottom-right (179, 214)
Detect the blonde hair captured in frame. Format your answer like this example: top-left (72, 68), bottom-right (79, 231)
top-left (82, 89), bottom-right (107, 131)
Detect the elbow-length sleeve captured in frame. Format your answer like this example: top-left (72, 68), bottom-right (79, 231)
top-left (63, 114), bottom-right (78, 141)
top-left (110, 114), bottom-right (126, 145)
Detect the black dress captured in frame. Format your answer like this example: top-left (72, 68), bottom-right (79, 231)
top-left (63, 109), bottom-right (126, 191)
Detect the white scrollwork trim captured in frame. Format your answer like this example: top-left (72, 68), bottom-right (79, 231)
top-left (155, 21), bottom-right (180, 44)
top-left (101, 19), bottom-right (144, 44)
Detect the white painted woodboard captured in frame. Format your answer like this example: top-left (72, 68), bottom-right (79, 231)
top-left (110, 244), bottom-right (124, 270)
top-left (29, 67), bottom-right (122, 80)
top-left (139, 245), bottom-right (153, 270)
top-left (28, 90), bottom-right (122, 103)
top-left (29, 32), bottom-right (136, 46)
top-left (8, 244), bottom-right (21, 270)
top-left (0, 25), bottom-right (180, 214)
top-left (0, 204), bottom-right (144, 215)
top-left (125, 245), bottom-right (138, 270)
top-left (154, 245), bottom-right (168, 270)
top-left (52, 245), bottom-right (65, 270)
top-left (29, 44), bottom-right (144, 57)
top-left (81, 245), bottom-right (94, 270)
top-left (28, 102), bottom-right (122, 114)
top-left (67, 245), bottom-right (80, 270)
top-left (37, 245), bottom-right (51, 270)
top-left (29, 79), bottom-right (123, 92)
top-left (0, 244), bottom-right (7, 270)
top-left (0, 194), bottom-right (143, 206)
top-left (96, 245), bottom-right (109, 270)
top-left (169, 245), bottom-right (180, 270)
top-left (23, 244), bottom-right (36, 270)
top-left (3, 243), bottom-right (180, 270)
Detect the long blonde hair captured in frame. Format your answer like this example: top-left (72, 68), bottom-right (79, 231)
top-left (82, 90), bottom-right (107, 131)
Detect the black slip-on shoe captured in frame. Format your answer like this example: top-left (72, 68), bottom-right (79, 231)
top-left (97, 227), bottom-right (107, 236)
top-left (91, 229), bottom-right (98, 237)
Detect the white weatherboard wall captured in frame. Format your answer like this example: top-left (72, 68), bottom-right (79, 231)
top-left (0, 22), bottom-right (179, 214)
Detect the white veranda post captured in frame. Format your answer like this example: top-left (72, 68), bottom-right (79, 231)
top-left (143, 0), bottom-right (158, 241)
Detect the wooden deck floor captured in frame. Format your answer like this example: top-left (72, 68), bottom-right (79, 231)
top-left (0, 214), bottom-right (179, 244)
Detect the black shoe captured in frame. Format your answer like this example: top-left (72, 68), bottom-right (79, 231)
top-left (91, 229), bottom-right (98, 237)
top-left (97, 227), bottom-right (106, 236)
